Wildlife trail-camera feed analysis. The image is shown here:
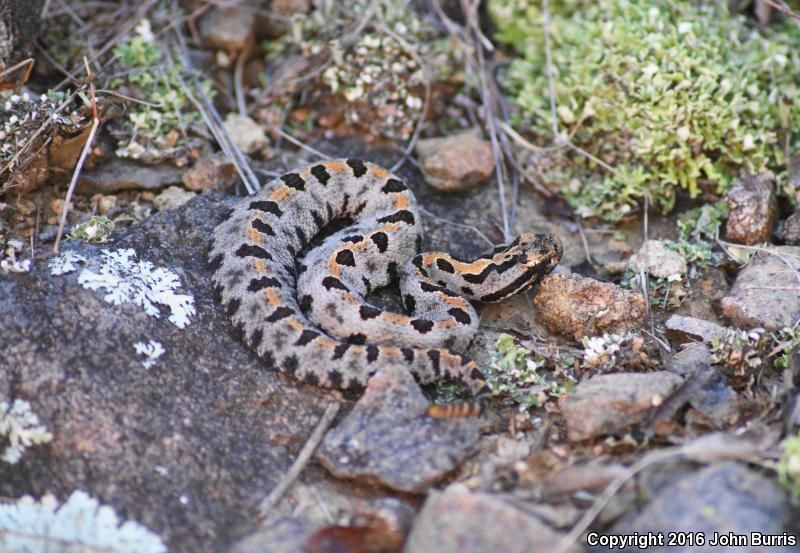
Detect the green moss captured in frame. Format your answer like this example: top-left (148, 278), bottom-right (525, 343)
top-left (661, 200), bottom-right (729, 277)
top-left (67, 216), bottom-right (114, 243)
top-left (484, 333), bottom-right (575, 410)
top-left (490, 0), bottom-right (800, 221)
top-left (771, 324), bottom-right (800, 370)
top-left (264, 0), bottom-right (460, 140)
top-left (485, 333), bottom-right (543, 409)
top-left (110, 19), bottom-right (211, 162)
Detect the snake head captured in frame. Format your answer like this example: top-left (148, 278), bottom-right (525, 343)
top-left (470, 233), bottom-right (562, 303)
top-left (514, 233), bottom-right (563, 274)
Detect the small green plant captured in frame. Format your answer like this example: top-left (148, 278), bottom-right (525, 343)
top-left (67, 215), bottom-right (115, 243)
top-left (778, 433), bottom-right (800, 503)
top-left (621, 200), bottom-right (729, 307)
top-left (110, 19), bottom-right (211, 162)
top-left (484, 334), bottom-right (576, 409)
top-left (265, 0), bottom-right (459, 140)
top-left (620, 271), bottom-right (688, 309)
top-left (770, 324), bottom-right (800, 369)
top-left (485, 333), bottom-right (544, 409)
top-left (491, 0), bottom-right (800, 221)
top-left (663, 201), bottom-right (729, 276)
top-left (710, 327), bottom-right (767, 375)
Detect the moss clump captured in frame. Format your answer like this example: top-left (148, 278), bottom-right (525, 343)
top-left (485, 333), bottom-right (575, 410)
top-left (109, 20), bottom-right (210, 164)
top-left (67, 216), bottom-right (114, 243)
top-left (490, 0), bottom-right (800, 221)
top-left (264, 0), bottom-right (460, 140)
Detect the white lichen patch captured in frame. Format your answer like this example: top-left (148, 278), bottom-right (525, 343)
top-left (134, 340), bottom-right (165, 369)
top-left (582, 333), bottom-right (627, 371)
top-left (1, 239), bottom-right (30, 274)
top-left (0, 399), bottom-right (53, 464)
top-left (0, 258), bottom-right (30, 274)
top-left (78, 248), bottom-right (195, 328)
top-left (48, 251), bottom-right (88, 275)
top-left (0, 490), bottom-right (167, 553)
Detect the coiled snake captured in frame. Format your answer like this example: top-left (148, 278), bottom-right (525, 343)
top-left (209, 159), bottom-right (562, 416)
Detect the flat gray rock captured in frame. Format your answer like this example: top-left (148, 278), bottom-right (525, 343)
top-left (667, 343), bottom-right (714, 378)
top-left (316, 366), bottom-right (480, 493)
top-left (687, 375), bottom-right (740, 429)
top-left (630, 240), bottom-right (687, 278)
top-left (405, 484), bottom-right (577, 553)
top-left (665, 315), bottom-right (725, 343)
top-left (562, 372), bottom-right (684, 441)
top-left (721, 246), bottom-right (800, 331)
top-left (0, 196), bottom-right (343, 553)
top-left (612, 462), bottom-right (798, 552)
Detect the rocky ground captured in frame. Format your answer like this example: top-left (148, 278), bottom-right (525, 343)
top-left (1, 1), bottom-right (800, 553)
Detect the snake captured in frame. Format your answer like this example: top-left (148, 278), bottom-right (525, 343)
top-left (208, 159), bottom-right (562, 416)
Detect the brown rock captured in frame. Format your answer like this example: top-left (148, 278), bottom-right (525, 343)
top-left (90, 194), bottom-right (117, 215)
top-left (667, 343), bottom-right (714, 378)
top-left (779, 208), bottom-right (800, 245)
top-left (199, 4), bottom-right (256, 52)
top-left (405, 484), bottom-right (576, 553)
top-left (49, 124), bottom-right (92, 172)
top-left (315, 366), bottom-right (479, 493)
top-left (223, 113), bottom-right (269, 155)
top-left (415, 129), bottom-right (494, 192)
top-left (724, 173), bottom-right (778, 245)
top-left (664, 315), bottom-right (725, 343)
top-left (561, 372), bottom-right (683, 441)
top-left (533, 274), bottom-right (646, 341)
top-left (2, 147), bottom-right (48, 195)
top-left (182, 153), bottom-right (236, 191)
top-left (629, 240), bottom-right (687, 278)
top-left (720, 246), bottom-right (800, 331)
top-left (153, 186), bottom-right (196, 211)
top-left (77, 160), bottom-right (184, 193)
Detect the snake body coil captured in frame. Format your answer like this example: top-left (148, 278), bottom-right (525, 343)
top-left (209, 159), bottom-right (562, 415)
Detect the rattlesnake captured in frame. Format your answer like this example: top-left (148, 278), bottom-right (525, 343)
top-left (208, 159), bottom-right (562, 416)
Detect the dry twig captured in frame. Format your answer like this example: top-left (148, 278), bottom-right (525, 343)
top-left (257, 401), bottom-right (341, 519)
top-left (53, 58), bottom-right (100, 254)
top-left (172, 22), bottom-right (261, 194)
top-left (418, 207), bottom-right (494, 247)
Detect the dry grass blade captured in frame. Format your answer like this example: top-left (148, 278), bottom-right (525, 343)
top-left (271, 127), bottom-right (331, 161)
top-left (418, 206), bottom-right (494, 247)
top-left (0, 57), bottom-right (35, 93)
top-left (53, 58), bottom-right (100, 254)
top-left (53, 0), bottom-right (160, 91)
top-left (556, 431), bottom-right (776, 553)
top-left (258, 401), bottom-right (340, 519)
top-left (761, 0), bottom-right (800, 21)
top-left (378, 22), bottom-right (431, 174)
top-left (172, 20), bottom-right (261, 194)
